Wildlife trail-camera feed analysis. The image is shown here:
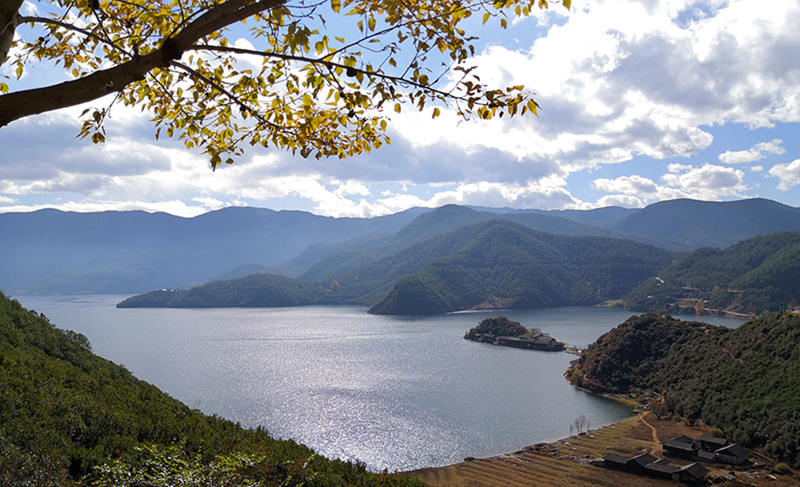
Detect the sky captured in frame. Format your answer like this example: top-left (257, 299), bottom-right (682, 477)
top-left (1, 0), bottom-right (800, 218)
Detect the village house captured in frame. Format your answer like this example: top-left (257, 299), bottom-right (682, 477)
top-left (601, 453), bottom-right (630, 471)
top-left (643, 458), bottom-right (678, 480)
top-left (596, 453), bottom-right (709, 485)
top-left (698, 435), bottom-right (727, 452)
top-left (715, 443), bottom-right (750, 465)
top-left (676, 463), bottom-right (710, 485)
top-left (662, 435), bottom-right (749, 466)
top-left (662, 435), bottom-right (698, 460)
top-left (627, 453), bottom-right (658, 475)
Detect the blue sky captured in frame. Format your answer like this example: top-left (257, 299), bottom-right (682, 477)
top-left (1, 0), bottom-right (799, 218)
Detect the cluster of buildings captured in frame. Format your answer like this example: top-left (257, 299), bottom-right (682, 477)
top-left (465, 332), bottom-right (565, 351)
top-left (595, 435), bottom-right (749, 485)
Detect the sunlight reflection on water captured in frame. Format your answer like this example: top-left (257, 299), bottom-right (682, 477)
top-left (14, 296), bottom-right (746, 471)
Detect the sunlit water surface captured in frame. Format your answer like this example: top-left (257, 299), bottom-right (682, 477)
top-left (15, 295), bottom-right (745, 472)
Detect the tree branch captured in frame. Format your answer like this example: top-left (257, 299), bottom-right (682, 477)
top-left (0, 0), bottom-right (284, 128)
top-left (192, 44), bottom-right (483, 106)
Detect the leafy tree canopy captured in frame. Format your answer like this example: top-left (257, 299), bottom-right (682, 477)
top-left (0, 0), bottom-right (568, 168)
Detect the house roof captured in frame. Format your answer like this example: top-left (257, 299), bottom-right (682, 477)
top-left (663, 438), bottom-right (696, 451)
top-left (629, 453), bottom-right (657, 467)
top-left (602, 454), bottom-right (630, 465)
top-left (644, 461), bottom-right (679, 475)
top-left (697, 450), bottom-right (717, 462)
top-left (678, 462), bottom-right (710, 479)
top-left (699, 435), bottom-right (727, 446)
top-left (717, 443), bottom-right (749, 457)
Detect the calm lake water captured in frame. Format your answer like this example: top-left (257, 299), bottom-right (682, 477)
top-left (15, 295), bottom-right (745, 472)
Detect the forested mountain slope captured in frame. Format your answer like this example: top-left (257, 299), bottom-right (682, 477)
top-left (368, 221), bottom-right (676, 315)
top-left (567, 311), bottom-right (800, 465)
top-left (119, 220), bottom-right (676, 313)
top-left (625, 231), bottom-right (800, 315)
top-left (296, 205), bottom-right (619, 282)
top-left (0, 291), bottom-right (423, 486)
top-left (609, 198), bottom-right (800, 250)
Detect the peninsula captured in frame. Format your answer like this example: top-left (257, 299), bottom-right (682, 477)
top-left (464, 316), bottom-right (566, 351)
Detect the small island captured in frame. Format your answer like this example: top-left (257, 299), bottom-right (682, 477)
top-left (464, 316), bottom-right (566, 351)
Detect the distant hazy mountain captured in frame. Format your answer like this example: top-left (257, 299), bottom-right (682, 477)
top-left (0, 207), bottom-right (424, 294)
top-left (625, 230), bottom-right (800, 315)
top-left (368, 220), bottom-right (677, 315)
top-left (298, 199), bottom-right (799, 282)
top-left (3, 198), bottom-right (799, 295)
top-left (607, 198), bottom-right (800, 250)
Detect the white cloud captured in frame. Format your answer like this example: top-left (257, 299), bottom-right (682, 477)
top-left (592, 175), bottom-right (660, 196)
top-left (661, 163), bottom-right (747, 199)
top-left (592, 162), bottom-right (749, 207)
top-left (718, 139), bottom-right (786, 164)
top-left (769, 159), bottom-right (800, 190)
top-left (394, 0), bottom-right (800, 174)
top-left (595, 194), bottom-right (645, 208)
top-left (3, 0), bottom-right (800, 217)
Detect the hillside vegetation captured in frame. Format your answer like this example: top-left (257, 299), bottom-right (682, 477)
top-left (0, 291), bottom-right (424, 486)
top-left (625, 231), bottom-right (800, 315)
top-left (567, 312), bottom-right (800, 465)
top-left (120, 220), bottom-right (676, 315)
top-left (117, 273), bottom-right (325, 308)
top-left (369, 221), bottom-right (676, 315)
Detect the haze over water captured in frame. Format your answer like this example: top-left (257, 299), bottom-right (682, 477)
top-left (17, 295), bottom-right (744, 472)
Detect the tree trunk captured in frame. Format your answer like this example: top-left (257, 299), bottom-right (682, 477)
top-left (0, 0), bottom-right (24, 65)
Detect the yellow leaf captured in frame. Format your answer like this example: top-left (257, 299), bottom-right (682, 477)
top-left (563, 0), bottom-right (571, 9)
top-left (437, 38), bottom-right (447, 52)
top-left (432, 107), bottom-right (441, 118)
top-left (394, 103), bottom-right (401, 113)
top-left (331, 0), bottom-right (340, 13)
top-left (527, 99), bottom-right (539, 116)
top-left (482, 12), bottom-right (491, 25)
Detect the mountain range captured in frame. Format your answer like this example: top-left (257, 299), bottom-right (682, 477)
top-left (3, 198), bottom-right (800, 304)
top-left (118, 220), bottom-right (677, 313)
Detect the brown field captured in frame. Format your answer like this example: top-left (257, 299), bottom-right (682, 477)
top-left (406, 412), bottom-right (798, 487)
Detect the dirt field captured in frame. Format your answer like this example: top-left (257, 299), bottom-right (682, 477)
top-left (406, 413), bottom-right (798, 487)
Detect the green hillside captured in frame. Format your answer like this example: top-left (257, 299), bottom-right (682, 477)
top-left (567, 311), bottom-right (800, 465)
top-left (0, 292), bottom-right (424, 486)
top-left (625, 231), bottom-right (800, 315)
top-left (368, 221), bottom-right (676, 315)
top-left (117, 273), bottom-right (325, 308)
top-left (120, 220), bottom-right (676, 313)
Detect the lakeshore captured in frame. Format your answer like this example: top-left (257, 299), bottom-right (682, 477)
top-left (407, 412), bottom-right (793, 487)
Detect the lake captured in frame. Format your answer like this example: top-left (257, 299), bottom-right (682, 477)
top-left (15, 295), bottom-right (745, 472)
